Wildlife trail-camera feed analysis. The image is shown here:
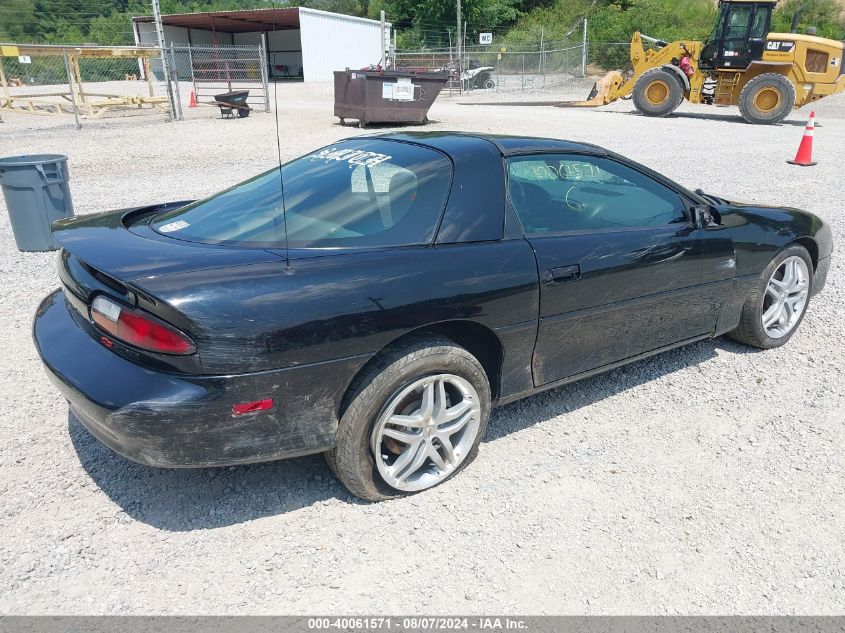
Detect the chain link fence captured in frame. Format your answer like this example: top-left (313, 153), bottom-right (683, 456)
top-left (2, 37), bottom-right (638, 123)
top-left (467, 42), bottom-right (586, 93)
top-left (587, 42), bottom-right (638, 74)
top-left (394, 36), bottom-right (651, 96)
top-left (1, 42), bottom-right (274, 126)
top-left (395, 40), bottom-right (587, 95)
top-left (1, 44), bottom-right (173, 126)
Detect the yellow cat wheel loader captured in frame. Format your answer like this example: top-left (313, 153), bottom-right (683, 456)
top-left (570, 0), bottom-right (845, 124)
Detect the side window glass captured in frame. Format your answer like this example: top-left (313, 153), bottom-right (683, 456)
top-left (750, 11), bottom-right (768, 38)
top-left (507, 155), bottom-right (687, 235)
top-left (726, 6), bottom-right (752, 39)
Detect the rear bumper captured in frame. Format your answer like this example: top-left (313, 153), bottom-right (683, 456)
top-left (33, 289), bottom-right (370, 467)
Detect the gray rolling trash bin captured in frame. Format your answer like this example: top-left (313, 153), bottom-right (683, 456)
top-left (0, 154), bottom-right (74, 252)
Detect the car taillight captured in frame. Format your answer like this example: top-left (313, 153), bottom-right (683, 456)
top-left (90, 295), bottom-right (196, 355)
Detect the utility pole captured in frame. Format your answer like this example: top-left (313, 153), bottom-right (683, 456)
top-left (581, 17), bottom-right (588, 77)
top-left (380, 10), bottom-right (386, 67)
top-left (456, 0), bottom-right (462, 78)
top-left (152, 0), bottom-right (176, 120)
top-left (540, 27), bottom-right (545, 82)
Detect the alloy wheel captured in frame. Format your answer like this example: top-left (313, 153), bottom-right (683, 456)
top-left (371, 374), bottom-right (481, 492)
top-left (762, 255), bottom-right (809, 339)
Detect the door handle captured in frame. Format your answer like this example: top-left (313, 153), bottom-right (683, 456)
top-left (542, 264), bottom-right (581, 284)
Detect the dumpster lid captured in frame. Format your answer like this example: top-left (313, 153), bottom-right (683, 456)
top-left (346, 69), bottom-right (449, 80)
top-left (0, 154), bottom-right (68, 168)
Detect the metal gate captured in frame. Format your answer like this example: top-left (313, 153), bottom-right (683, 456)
top-left (170, 44), bottom-right (270, 113)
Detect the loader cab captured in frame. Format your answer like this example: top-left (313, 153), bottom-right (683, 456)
top-left (700, 1), bottom-right (774, 70)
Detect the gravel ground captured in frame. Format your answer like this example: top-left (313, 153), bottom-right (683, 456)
top-left (0, 80), bottom-right (843, 615)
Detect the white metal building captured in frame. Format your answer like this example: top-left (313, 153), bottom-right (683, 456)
top-left (132, 7), bottom-right (391, 82)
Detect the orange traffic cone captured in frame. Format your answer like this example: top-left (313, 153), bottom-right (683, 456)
top-left (189, 91), bottom-right (198, 108)
top-left (788, 111), bottom-right (817, 166)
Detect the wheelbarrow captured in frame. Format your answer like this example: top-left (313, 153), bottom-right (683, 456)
top-left (213, 91), bottom-right (251, 119)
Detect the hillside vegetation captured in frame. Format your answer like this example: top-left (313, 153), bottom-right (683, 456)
top-left (1, 0), bottom-right (843, 49)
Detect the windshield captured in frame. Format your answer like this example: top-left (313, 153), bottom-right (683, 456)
top-left (151, 140), bottom-right (452, 249)
top-left (706, 4), bottom-right (729, 45)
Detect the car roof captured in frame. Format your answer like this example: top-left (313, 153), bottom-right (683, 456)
top-left (356, 132), bottom-right (608, 159)
top-left (343, 132), bottom-right (706, 203)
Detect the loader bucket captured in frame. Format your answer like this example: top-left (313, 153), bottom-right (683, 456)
top-left (555, 71), bottom-right (624, 108)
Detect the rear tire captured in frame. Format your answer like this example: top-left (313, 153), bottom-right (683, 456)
top-left (632, 68), bottom-right (684, 117)
top-left (738, 73), bottom-right (795, 125)
top-left (728, 245), bottom-right (812, 349)
top-left (326, 337), bottom-right (491, 502)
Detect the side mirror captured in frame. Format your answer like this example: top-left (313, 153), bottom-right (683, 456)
top-left (694, 205), bottom-right (718, 229)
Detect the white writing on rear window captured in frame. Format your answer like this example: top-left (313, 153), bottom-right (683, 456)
top-left (310, 147), bottom-right (393, 168)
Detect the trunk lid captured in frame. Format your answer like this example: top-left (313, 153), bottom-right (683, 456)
top-left (53, 203), bottom-right (282, 284)
top-left (53, 203), bottom-right (286, 375)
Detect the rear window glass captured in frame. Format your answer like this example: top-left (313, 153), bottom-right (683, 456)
top-left (151, 140), bottom-right (452, 249)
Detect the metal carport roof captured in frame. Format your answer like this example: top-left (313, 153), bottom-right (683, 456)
top-left (132, 8), bottom-right (302, 32)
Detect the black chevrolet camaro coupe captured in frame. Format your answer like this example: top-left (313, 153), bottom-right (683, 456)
top-left (34, 133), bottom-right (832, 501)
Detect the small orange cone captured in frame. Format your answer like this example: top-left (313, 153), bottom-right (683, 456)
top-left (189, 91), bottom-right (198, 108)
top-left (788, 111), bottom-right (817, 166)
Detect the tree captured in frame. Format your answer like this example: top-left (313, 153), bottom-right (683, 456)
top-left (0, 0), bottom-right (38, 41)
top-left (383, 0), bottom-right (521, 45)
top-left (772, 0), bottom-right (845, 39)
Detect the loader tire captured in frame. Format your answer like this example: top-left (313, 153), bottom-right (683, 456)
top-left (738, 73), bottom-right (795, 125)
top-left (632, 68), bottom-right (684, 117)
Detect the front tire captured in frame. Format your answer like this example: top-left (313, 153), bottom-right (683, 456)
top-left (327, 337), bottom-right (491, 501)
top-left (738, 73), bottom-right (795, 125)
top-left (632, 68), bottom-right (684, 117)
top-left (728, 245), bottom-right (812, 349)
